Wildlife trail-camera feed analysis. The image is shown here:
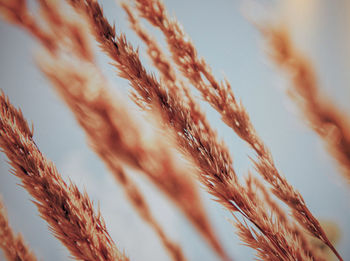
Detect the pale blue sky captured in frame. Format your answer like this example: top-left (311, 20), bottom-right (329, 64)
top-left (0, 0), bottom-right (349, 260)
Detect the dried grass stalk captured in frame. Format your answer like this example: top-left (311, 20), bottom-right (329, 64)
top-left (1, 1), bottom-right (188, 259)
top-left (121, 8), bottom-right (324, 259)
top-left (263, 27), bottom-right (350, 184)
top-left (0, 0), bottom-right (331, 258)
top-left (37, 4), bottom-right (216, 259)
top-left (131, 1), bottom-right (342, 260)
top-left (123, 1), bottom-right (324, 259)
top-left (0, 198), bottom-right (37, 261)
top-left (40, 52), bottom-right (200, 261)
top-left (65, 1), bottom-right (230, 259)
top-left (0, 93), bottom-right (128, 261)
top-left (64, 0), bottom-right (326, 259)
top-left (0, 0), bottom-right (190, 258)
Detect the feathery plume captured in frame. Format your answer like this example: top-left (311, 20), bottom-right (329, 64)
top-left (121, 8), bottom-right (323, 259)
top-left (65, 1), bottom-right (231, 259)
top-left (39, 52), bottom-right (198, 261)
top-left (0, 92), bottom-right (128, 261)
top-left (0, 0), bottom-right (330, 260)
top-left (0, 1), bottom-right (189, 259)
top-left (263, 27), bottom-right (350, 184)
top-left (65, 0), bottom-right (326, 259)
top-left (0, 198), bottom-right (37, 261)
top-left (131, 1), bottom-right (343, 260)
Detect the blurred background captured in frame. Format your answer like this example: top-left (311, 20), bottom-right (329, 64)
top-left (0, 0), bottom-right (349, 260)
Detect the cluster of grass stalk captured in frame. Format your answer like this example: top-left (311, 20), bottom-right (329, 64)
top-left (0, 0), bottom-right (349, 260)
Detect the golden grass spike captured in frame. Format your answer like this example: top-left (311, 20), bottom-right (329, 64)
top-left (0, 92), bottom-right (128, 261)
top-left (122, 7), bottom-right (323, 258)
top-left (65, 0), bottom-right (325, 259)
top-left (0, 1), bottom-right (189, 259)
top-left (132, 1), bottom-right (343, 259)
top-left (39, 52), bottom-right (201, 261)
top-left (0, 0), bottom-right (337, 259)
top-left (65, 1), bottom-right (232, 259)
